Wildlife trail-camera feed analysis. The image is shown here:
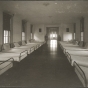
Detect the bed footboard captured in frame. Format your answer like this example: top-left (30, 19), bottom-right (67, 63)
top-left (19, 50), bottom-right (28, 62)
top-left (66, 52), bottom-right (71, 63)
top-left (0, 58), bottom-right (14, 75)
top-left (73, 61), bottom-right (87, 87)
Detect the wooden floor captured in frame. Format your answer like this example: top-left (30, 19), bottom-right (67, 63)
top-left (0, 41), bottom-right (83, 88)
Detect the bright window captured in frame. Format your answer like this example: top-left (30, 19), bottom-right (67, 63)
top-left (50, 40), bottom-right (57, 52)
top-left (22, 32), bottom-right (25, 41)
top-left (30, 25), bottom-right (33, 39)
top-left (50, 33), bottom-right (57, 39)
top-left (31, 33), bottom-right (32, 39)
top-left (53, 34), bottom-right (55, 37)
top-left (22, 20), bottom-right (26, 41)
top-left (3, 13), bottom-right (11, 44)
top-left (81, 32), bottom-right (83, 41)
top-left (4, 30), bottom-right (10, 44)
top-left (50, 33), bottom-right (53, 38)
top-left (74, 33), bottom-right (75, 40)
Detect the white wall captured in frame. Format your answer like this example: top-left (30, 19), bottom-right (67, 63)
top-left (13, 15), bottom-right (22, 42)
top-left (59, 23), bottom-right (74, 41)
top-left (33, 24), bottom-right (45, 42)
top-left (33, 24), bottom-right (74, 42)
top-left (26, 22), bottom-right (31, 41)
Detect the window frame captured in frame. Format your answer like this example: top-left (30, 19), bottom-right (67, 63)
top-left (4, 30), bottom-right (10, 44)
top-left (3, 12), bottom-right (12, 44)
top-left (22, 31), bottom-right (25, 41)
top-left (80, 17), bottom-right (84, 41)
top-left (81, 32), bottom-right (83, 41)
top-left (31, 25), bottom-right (33, 39)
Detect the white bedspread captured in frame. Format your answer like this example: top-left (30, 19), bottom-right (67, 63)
top-left (0, 62), bottom-right (12, 69)
top-left (2, 48), bottom-right (27, 54)
top-left (70, 55), bottom-right (88, 66)
top-left (64, 46), bottom-right (88, 51)
top-left (0, 52), bottom-right (20, 61)
top-left (79, 66), bottom-right (88, 87)
top-left (59, 41), bottom-right (77, 47)
top-left (66, 50), bottom-right (88, 56)
top-left (14, 44), bottom-right (35, 49)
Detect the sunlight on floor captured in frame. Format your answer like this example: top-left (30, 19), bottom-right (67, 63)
top-left (50, 40), bottom-right (57, 52)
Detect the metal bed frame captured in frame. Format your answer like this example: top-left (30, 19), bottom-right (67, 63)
top-left (0, 58), bottom-right (14, 75)
top-left (73, 61), bottom-right (87, 87)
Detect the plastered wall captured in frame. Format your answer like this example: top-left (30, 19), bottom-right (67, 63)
top-left (13, 17), bottom-right (31, 42)
top-left (33, 24), bottom-right (45, 42)
top-left (26, 22), bottom-right (31, 41)
top-left (59, 23), bottom-right (74, 41)
top-left (13, 15), bottom-right (22, 42)
top-left (33, 24), bottom-right (74, 41)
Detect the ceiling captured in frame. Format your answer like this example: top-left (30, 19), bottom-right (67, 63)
top-left (0, 1), bottom-right (88, 24)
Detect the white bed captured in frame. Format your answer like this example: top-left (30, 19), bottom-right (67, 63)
top-left (59, 41), bottom-right (81, 53)
top-left (14, 42), bottom-right (36, 54)
top-left (66, 50), bottom-right (88, 56)
top-left (0, 58), bottom-right (13, 75)
top-left (15, 41), bottom-right (42, 52)
top-left (59, 41), bottom-right (79, 47)
top-left (64, 47), bottom-right (88, 53)
top-left (63, 43), bottom-right (88, 54)
top-left (73, 62), bottom-right (88, 87)
top-left (66, 54), bottom-right (88, 66)
top-left (60, 41), bottom-right (88, 87)
top-left (1, 44), bottom-right (28, 62)
top-left (0, 52), bottom-right (27, 62)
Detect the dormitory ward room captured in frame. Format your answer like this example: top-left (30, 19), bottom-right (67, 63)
top-left (0, 0), bottom-right (88, 88)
